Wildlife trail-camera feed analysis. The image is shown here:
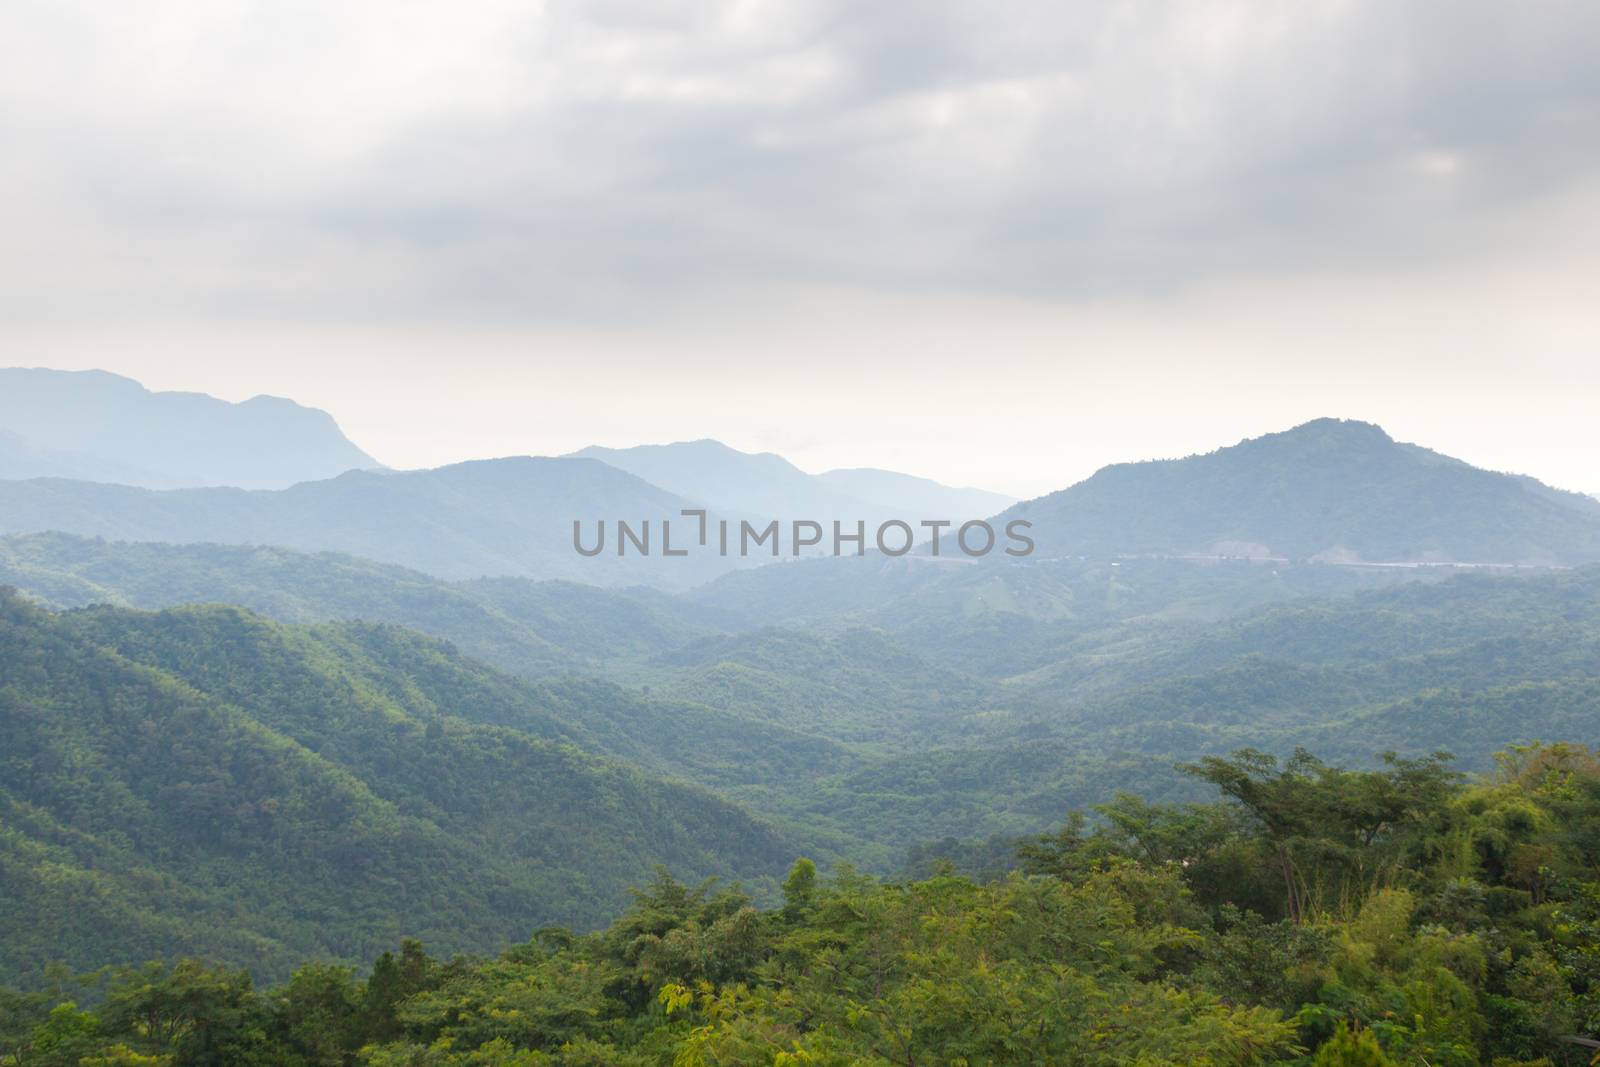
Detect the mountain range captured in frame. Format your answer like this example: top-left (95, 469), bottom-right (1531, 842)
top-left (0, 368), bottom-right (381, 489)
top-left (6, 370), bottom-right (1600, 985)
top-left (570, 439), bottom-right (1014, 524)
top-left (2, 414), bottom-right (1599, 593)
top-left (0, 456), bottom-right (751, 589)
top-left (7, 528), bottom-right (1599, 845)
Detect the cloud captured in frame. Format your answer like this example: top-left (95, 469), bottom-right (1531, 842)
top-left (2, 0), bottom-right (1598, 325)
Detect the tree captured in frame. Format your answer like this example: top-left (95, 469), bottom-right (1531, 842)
top-left (1183, 748), bottom-right (1457, 921)
top-left (1313, 1023), bottom-right (1394, 1066)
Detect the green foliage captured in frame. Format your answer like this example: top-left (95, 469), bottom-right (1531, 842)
top-left (0, 590), bottom-right (793, 984)
top-left (1313, 1023), bottom-right (1395, 1066)
top-left (9, 534), bottom-right (1600, 875)
top-left (7, 743), bottom-right (1600, 1065)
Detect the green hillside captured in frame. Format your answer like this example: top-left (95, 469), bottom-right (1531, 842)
top-left (0, 590), bottom-right (794, 984)
top-left (0, 533), bottom-right (733, 677)
top-left (7, 534), bottom-right (1600, 887)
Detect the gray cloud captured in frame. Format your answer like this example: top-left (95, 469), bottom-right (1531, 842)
top-left (3, 0), bottom-right (1598, 322)
top-left (3, 1), bottom-right (1599, 502)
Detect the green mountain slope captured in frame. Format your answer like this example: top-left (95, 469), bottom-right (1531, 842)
top-left (777, 569), bottom-right (1600, 850)
top-left (0, 591), bottom-right (794, 983)
top-left (0, 533), bottom-right (735, 676)
top-left (7, 534), bottom-right (1600, 879)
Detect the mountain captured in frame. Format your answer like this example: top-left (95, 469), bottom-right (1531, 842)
top-left (0, 429), bottom-right (167, 486)
top-left (998, 418), bottom-right (1600, 565)
top-left (815, 466), bottom-right (1014, 518)
top-left (0, 590), bottom-right (794, 982)
top-left (571, 439), bottom-right (1013, 525)
top-left (0, 368), bottom-right (381, 489)
top-left (6, 538), bottom-right (1600, 939)
top-left (756, 566), bottom-right (1600, 847)
top-left (0, 456), bottom-right (755, 589)
top-left (647, 625), bottom-right (994, 746)
top-left (0, 532), bottom-right (739, 676)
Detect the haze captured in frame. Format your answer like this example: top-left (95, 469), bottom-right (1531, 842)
top-left (2, 1), bottom-right (1597, 498)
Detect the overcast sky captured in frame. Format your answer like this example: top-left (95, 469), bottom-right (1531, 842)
top-left (2, 0), bottom-right (1597, 498)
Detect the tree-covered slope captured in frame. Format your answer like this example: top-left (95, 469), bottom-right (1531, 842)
top-left (687, 552), bottom-right (1440, 680)
top-left (7, 535), bottom-right (1600, 882)
top-left (712, 567), bottom-right (1600, 851)
top-left (0, 591), bottom-right (795, 983)
top-left (646, 626), bottom-right (994, 746)
top-left (0, 533), bottom-right (734, 676)
top-left (1012, 564), bottom-right (1600, 698)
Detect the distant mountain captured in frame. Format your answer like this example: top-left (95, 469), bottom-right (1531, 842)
top-left (571, 439), bottom-right (1013, 524)
top-left (0, 367), bottom-right (380, 489)
top-left (0, 456), bottom-right (756, 588)
top-left (0, 590), bottom-right (793, 981)
top-left (999, 418), bottom-right (1600, 565)
top-left (0, 428), bottom-right (166, 486)
top-left (815, 467), bottom-right (1014, 519)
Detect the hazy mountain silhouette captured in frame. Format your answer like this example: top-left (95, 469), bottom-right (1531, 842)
top-left (0, 367), bottom-right (380, 489)
top-left (815, 467), bottom-right (1014, 518)
top-left (0, 457), bottom-right (754, 588)
top-left (571, 439), bottom-right (1013, 524)
top-left (0, 429), bottom-right (166, 486)
top-left (999, 418), bottom-right (1600, 564)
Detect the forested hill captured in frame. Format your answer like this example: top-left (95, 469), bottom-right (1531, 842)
top-left (0, 532), bottom-right (736, 677)
top-left (0, 590), bottom-right (794, 983)
top-left (998, 418), bottom-right (1600, 564)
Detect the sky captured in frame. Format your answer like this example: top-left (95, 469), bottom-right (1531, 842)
top-left (1, 1), bottom-right (1597, 499)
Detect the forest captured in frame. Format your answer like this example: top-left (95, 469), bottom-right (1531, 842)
top-left (7, 741), bottom-right (1600, 1066)
top-left (7, 549), bottom-right (1600, 985)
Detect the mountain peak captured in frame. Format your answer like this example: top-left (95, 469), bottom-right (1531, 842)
top-left (1246, 418), bottom-right (1395, 451)
top-left (1004, 418), bottom-right (1600, 565)
top-left (1282, 416), bottom-right (1391, 439)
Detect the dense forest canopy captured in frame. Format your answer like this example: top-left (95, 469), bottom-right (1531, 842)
top-left (5, 550), bottom-right (1600, 982)
top-left (0, 589), bottom-right (794, 982)
top-left (6, 743), bottom-right (1600, 1065)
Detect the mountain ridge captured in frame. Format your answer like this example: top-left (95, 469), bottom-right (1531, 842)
top-left (0, 456), bottom-right (755, 588)
top-left (572, 438), bottom-right (1015, 524)
top-left (0, 367), bottom-right (382, 489)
